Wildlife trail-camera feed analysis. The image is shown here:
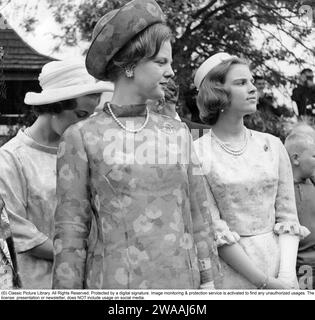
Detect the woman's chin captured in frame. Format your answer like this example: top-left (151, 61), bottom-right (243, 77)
top-left (245, 106), bottom-right (257, 115)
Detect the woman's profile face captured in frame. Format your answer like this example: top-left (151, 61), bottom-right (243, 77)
top-left (223, 64), bottom-right (257, 116)
top-left (52, 94), bottom-right (100, 135)
top-left (132, 40), bottom-right (174, 102)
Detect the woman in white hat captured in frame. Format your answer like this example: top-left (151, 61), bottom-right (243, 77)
top-left (0, 59), bottom-right (113, 288)
top-left (52, 0), bottom-right (221, 289)
top-left (193, 52), bottom-right (310, 289)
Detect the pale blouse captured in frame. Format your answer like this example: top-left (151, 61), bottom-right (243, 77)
top-left (0, 130), bottom-right (57, 288)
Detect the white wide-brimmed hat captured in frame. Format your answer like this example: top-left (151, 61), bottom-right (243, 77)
top-left (194, 52), bottom-right (236, 89)
top-left (24, 59), bottom-right (114, 105)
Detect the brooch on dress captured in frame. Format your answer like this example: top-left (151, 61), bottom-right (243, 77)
top-left (161, 122), bottom-right (175, 135)
top-left (264, 144), bottom-right (269, 152)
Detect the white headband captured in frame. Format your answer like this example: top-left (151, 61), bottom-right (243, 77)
top-left (194, 52), bottom-right (236, 89)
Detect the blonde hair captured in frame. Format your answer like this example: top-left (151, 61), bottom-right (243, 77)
top-left (284, 133), bottom-right (315, 158)
top-left (290, 122), bottom-right (315, 140)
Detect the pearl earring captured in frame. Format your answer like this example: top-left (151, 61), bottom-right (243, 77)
top-left (220, 109), bottom-right (224, 113)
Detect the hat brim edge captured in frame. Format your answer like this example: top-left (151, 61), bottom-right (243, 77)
top-left (24, 83), bottom-right (114, 106)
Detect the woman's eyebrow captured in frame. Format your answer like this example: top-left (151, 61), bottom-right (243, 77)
top-left (155, 56), bottom-right (173, 64)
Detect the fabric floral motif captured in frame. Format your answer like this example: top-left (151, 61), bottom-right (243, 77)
top-left (75, 249), bottom-right (86, 260)
top-left (173, 189), bottom-right (183, 204)
top-left (146, 2), bottom-right (161, 17)
top-left (109, 167), bottom-right (123, 181)
top-left (133, 18), bottom-right (148, 33)
top-left (129, 178), bottom-right (137, 189)
top-left (57, 141), bottom-right (66, 159)
top-left (125, 246), bottom-right (149, 266)
top-left (77, 150), bottom-right (88, 162)
top-left (170, 209), bottom-right (181, 232)
top-left (101, 218), bottom-right (113, 234)
top-left (111, 196), bottom-right (132, 210)
top-left (164, 233), bottom-right (176, 242)
top-left (54, 239), bottom-right (63, 255)
top-left (145, 206), bottom-right (162, 219)
top-left (55, 262), bottom-right (76, 287)
top-left (179, 233), bottom-right (193, 250)
top-left (52, 111), bottom-right (220, 289)
top-left (59, 164), bottom-right (74, 181)
top-left (133, 215), bottom-right (153, 233)
top-left (83, 132), bottom-right (99, 145)
top-left (115, 268), bottom-right (129, 286)
top-left (139, 280), bottom-right (149, 289)
top-left (98, 24), bottom-right (115, 43)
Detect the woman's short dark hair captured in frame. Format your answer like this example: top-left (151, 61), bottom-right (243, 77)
top-left (105, 23), bottom-right (173, 82)
top-left (31, 98), bottom-right (77, 116)
top-left (196, 57), bottom-right (247, 125)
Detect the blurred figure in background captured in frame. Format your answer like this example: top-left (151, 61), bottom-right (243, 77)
top-left (285, 131), bottom-right (315, 289)
top-left (292, 68), bottom-right (315, 120)
top-left (244, 74), bottom-right (282, 137)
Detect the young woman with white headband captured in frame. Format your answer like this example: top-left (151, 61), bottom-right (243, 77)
top-left (0, 59), bottom-right (112, 288)
top-left (193, 52), bottom-right (309, 289)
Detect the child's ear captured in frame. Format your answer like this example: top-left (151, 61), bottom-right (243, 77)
top-left (292, 153), bottom-right (300, 166)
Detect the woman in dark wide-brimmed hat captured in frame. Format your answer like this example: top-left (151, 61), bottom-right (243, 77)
top-left (52, 0), bottom-right (221, 289)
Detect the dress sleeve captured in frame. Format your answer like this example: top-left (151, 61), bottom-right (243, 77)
top-left (0, 149), bottom-right (48, 252)
top-left (52, 125), bottom-right (92, 289)
top-left (188, 135), bottom-right (222, 287)
top-left (274, 139), bottom-right (310, 238)
top-left (207, 190), bottom-right (241, 247)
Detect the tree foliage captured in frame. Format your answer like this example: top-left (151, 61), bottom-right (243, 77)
top-left (1, 0), bottom-right (314, 121)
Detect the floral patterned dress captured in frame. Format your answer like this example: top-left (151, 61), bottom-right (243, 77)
top-left (52, 105), bottom-right (221, 289)
top-left (194, 129), bottom-right (309, 289)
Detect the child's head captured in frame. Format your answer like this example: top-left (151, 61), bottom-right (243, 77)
top-left (290, 122), bottom-right (315, 140)
top-left (285, 133), bottom-right (315, 180)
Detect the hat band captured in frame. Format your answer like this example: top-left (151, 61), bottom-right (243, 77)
top-left (40, 73), bottom-right (96, 90)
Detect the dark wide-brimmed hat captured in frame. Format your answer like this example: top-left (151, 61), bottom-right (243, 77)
top-left (85, 0), bottom-right (166, 80)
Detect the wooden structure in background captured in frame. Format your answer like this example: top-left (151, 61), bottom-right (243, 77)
top-left (0, 23), bottom-right (54, 127)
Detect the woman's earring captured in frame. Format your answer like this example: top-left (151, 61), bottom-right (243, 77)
top-left (220, 109), bottom-right (224, 113)
top-left (125, 67), bottom-right (134, 78)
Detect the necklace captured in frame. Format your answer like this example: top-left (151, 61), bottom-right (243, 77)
top-left (105, 102), bottom-right (150, 133)
top-left (24, 128), bottom-right (58, 150)
top-left (211, 128), bottom-right (249, 156)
